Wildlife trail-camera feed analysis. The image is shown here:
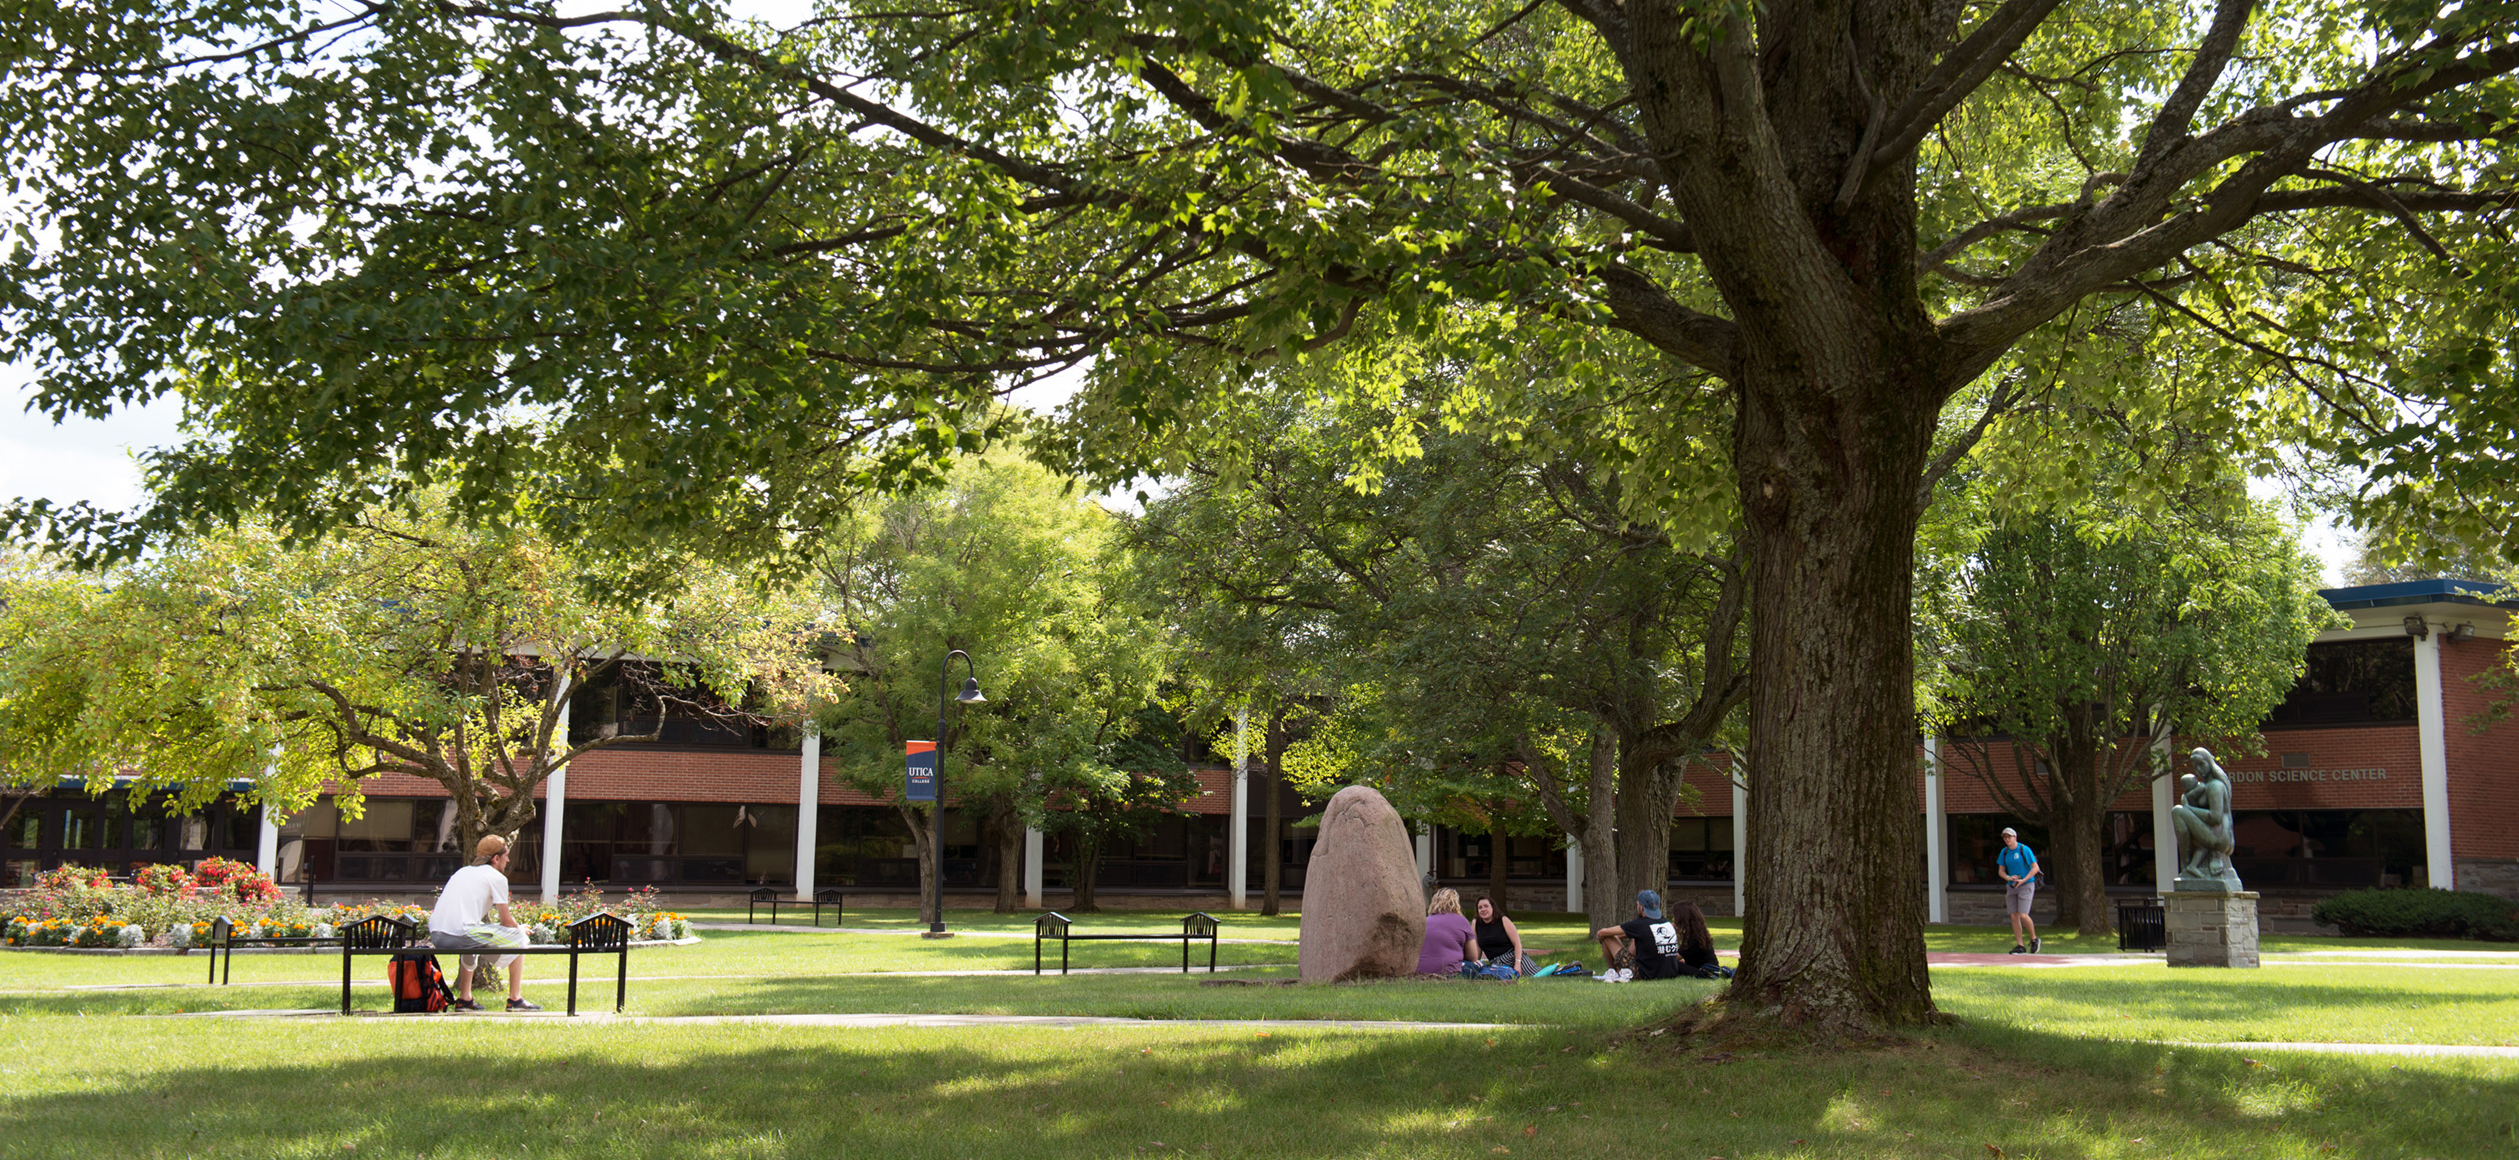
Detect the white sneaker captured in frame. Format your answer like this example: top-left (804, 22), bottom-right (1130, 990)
top-left (1617, 968), bottom-right (1634, 982)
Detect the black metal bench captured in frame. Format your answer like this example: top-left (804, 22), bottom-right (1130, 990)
top-left (748, 886), bottom-right (845, 927)
top-left (1032, 911), bottom-right (1221, 975)
top-left (337, 913), bottom-right (636, 1016)
top-left (203, 915), bottom-right (343, 985)
top-left (2118, 899), bottom-right (2167, 952)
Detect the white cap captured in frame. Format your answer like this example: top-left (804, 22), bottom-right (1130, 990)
top-left (2000, 827), bottom-right (2017, 836)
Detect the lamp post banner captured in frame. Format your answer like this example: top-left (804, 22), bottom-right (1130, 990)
top-left (906, 741), bottom-right (937, 802)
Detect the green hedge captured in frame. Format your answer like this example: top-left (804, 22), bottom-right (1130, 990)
top-left (2311, 887), bottom-right (2519, 942)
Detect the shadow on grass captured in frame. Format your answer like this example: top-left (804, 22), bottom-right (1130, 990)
top-left (4, 1011), bottom-right (2515, 1158)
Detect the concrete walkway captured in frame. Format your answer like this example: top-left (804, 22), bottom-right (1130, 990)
top-left (690, 922), bottom-right (1300, 944)
top-left (2174, 1041), bottom-right (2519, 1059)
top-left (153, 1008), bottom-right (1507, 1030)
top-left (1927, 952), bottom-right (2158, 968)
top-left (50, 962), bottom-right (1298, 993)
top-left (146, 1009), bottom-right (2517, 1057)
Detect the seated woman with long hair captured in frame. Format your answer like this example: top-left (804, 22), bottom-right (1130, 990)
top-left (1472, 894), bottom-right (1535, 976)
top-left (1416, 887), bottom-right (1481, 977)
top-left (1670, 900), bottom-right (1728, 978)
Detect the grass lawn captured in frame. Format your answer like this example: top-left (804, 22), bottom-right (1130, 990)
top-left (3, 918), bottom-right (2513, 1158)
top-left (1, 1008), bottom-right (2513, 1158)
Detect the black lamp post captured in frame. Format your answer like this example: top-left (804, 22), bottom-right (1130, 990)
top-left (927, 649), bottom-right (985, 936)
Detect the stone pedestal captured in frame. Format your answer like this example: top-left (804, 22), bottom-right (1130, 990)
top-left (2165, 890), bottom-right (2260, 968)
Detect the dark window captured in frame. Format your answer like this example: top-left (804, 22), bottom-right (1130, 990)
top-left (2230, 809), bottom-right (2424, 889)
top-left (1666, 816), bottom-right (1736, 882)
top-left (7, 808), bottom-right (44, 849)
top-left (2263, 639), bottom-right (2418, 728)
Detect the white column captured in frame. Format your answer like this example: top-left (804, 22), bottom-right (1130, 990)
top-left (540, 698), bottom-right (570, 903)
top-left (2151, 729), bottom-right (2178, 894)
top-left (254, 754), bottom-right (282, 878)
top-left (1228, 707), bottom-right (1249, 910)
top-left (2414, 627), bottom-right (2455, 891)
top-left (795, 724), bottom-right (821, 899)
top-left (255, 804), bottom-right (280, 879)
top-left (1562, 839), bottom-right (1583, 913)
top-left (1731, 770), bottom-right (1748, 919)
top-left (1022, 826), bottom-right (1044, 908)
top-left (1414, 822), bottom-right (1434, 878)
top-left (1924, 737), bottom-right (1947, 925)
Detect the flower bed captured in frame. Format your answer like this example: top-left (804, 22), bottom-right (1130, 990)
top-left (2, 861), bottom-right (311, 947)
top-left (3, 916), bottom-right (145, 948)
top-left (3, 865), bottom-right (698, 950)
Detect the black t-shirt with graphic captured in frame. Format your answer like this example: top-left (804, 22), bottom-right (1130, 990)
top-left (1619, 916), bottom-right (1683, 980)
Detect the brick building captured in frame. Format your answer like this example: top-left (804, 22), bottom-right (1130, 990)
top-left (6, 580), bottom-right (2513, 920)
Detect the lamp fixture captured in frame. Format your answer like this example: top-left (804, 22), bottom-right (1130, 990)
top-left (2451, 622), bottom-right (2476, 643)
top-left (2403, 615), bottom-right (2429, 640)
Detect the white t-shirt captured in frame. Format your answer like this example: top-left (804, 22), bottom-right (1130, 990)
top-left (430, 863), bottom-right (513, 934)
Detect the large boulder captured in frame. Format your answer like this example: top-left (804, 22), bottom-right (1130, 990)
top-left (1296, 786), bottom-right (1425, 983)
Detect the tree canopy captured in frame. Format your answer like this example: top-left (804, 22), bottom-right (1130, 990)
top-left (0, 499), bottom-right (833, 856)
top-left (815, 452), bottom-right (1184, 915)
top-left (1133, 386), bottom-right (1748, 930)
top-left (1916, 461), bottom-right (2339, 934)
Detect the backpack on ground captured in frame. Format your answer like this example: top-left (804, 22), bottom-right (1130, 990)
top-left (387, 952), bottom-right (455, 1013)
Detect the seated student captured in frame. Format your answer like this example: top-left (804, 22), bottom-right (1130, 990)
top-left (1592, 889), bottom-right (1683, 982)
top-left (1416, 887), bottom-right (1481, 977)
top-left (1471, 894), bottom-right (1535, 977)
top-left (427, 835), bottom-right (541, 1012)
top-left (1668, 900), bottom-right (1730, 978)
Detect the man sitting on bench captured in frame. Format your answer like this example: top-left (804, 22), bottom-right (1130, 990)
top-left (427, 835), bottom-right (541, 1012)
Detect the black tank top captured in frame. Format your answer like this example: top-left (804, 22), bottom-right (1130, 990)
top-left (1473, 916), bottom-right (1513, 958)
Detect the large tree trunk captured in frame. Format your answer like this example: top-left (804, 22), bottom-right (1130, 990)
top-left (2049, 730), bottom-right (2113, 938)
top-left (1726, 356), bottom-right (1943, 1034)
top-left (898, 804), bottom-right (937, 926)
top-left (1486, 823), bottom-right (1511, 913)
top-left (992, 800), bottom-right (1023, 914)
top-left (1613, 747), bottom-right (1686, 912)
top-left (1070, 830), bottom-right (1102, 912)
top-left (1579, 732), bottom-right (1621, 932)
top-left (1260, 713), bottom-right (1287, 916)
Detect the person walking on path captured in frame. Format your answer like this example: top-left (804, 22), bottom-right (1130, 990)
top-left (1997, 827), bottom-right (2041, 954)
top-left (427, 835), bottom-right (542, 1011)
top-left (1592, 889), bottom-right (1684, 981)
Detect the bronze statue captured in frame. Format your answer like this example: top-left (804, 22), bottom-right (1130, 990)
top-left (2170, 747), bottom-right (2241, 891)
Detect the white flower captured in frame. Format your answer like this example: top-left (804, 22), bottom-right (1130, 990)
top-left (116, 924), bottom-right (144, 948)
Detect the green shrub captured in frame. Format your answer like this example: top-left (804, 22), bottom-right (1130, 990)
top-left (2312, 887), bottom-right (2519, 941)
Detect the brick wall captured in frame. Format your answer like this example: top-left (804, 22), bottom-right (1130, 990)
top-left (2443, 638), bottom-right (2519, 864)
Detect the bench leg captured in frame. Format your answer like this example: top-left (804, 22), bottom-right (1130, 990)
top-left (1209, 935), bottom-right (1218, 973)
top-left (1035, 936), bottom-right (1042, 976)
top-left (1181, 936), bottom-right (1189, 974)
top-left (1063, 939), bottom-right (1070, 976)
top-left (568, 952), bottom-right (581, 1017)
top-left (616, 950), bottom-right (627, 1013)
top-left (340, 950), bottom-right (352, 1016)
top-left (207, 946), bottom-right (216, 986)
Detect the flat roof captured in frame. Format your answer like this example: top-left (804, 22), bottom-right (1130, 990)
top-left (2319, 578), bottom-right (2516, 611)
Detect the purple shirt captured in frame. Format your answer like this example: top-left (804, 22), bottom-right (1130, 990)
top-left (1417, 913), bottom-right (1476, 975)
